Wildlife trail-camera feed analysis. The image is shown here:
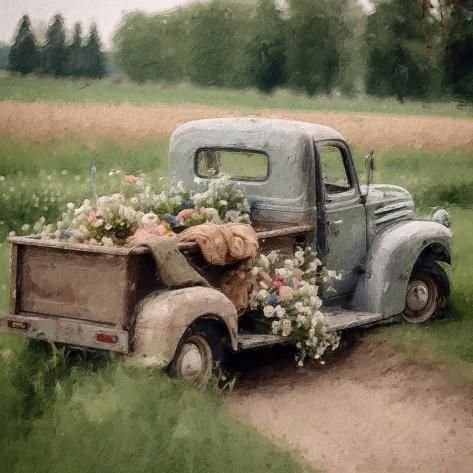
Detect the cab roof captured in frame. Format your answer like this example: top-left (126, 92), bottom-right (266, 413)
top-left (170, 117), bottom-right (345, 146)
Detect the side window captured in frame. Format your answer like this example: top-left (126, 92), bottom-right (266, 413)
top-left (318, 145), bottom-right (352, 195)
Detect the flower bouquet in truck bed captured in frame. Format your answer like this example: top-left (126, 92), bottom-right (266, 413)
top-left (22, 171), bottom-right (339, 363)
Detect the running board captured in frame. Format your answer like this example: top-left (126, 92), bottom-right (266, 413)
top-left (323, 309), bottom-right (384, 332)
top-left (238, 333), bottom-right (289, 350)
top-left (237, 310), bottom-right (387, 351)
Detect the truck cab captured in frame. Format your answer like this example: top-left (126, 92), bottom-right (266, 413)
top-left (171, 117), bottom-right (451, 319)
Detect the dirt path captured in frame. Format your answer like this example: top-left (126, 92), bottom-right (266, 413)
top-left (226, 340), bottom-right (473, 473)
top-left (1, 100), bottom-right (472, 151)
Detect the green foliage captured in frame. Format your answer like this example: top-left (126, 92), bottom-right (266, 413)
top-left (286, 0), bottom-right (355, 96)
top-left (364, 0), bottom-right (436, 102)
top-left (186, 1), bottom-right (253, 88)
top-left (246, 0), bottom-right (286, 93)
top-left (442, 0), bottom-right (473, 101)
top-left (42, 14), bottom-right (67, 76)
top-left (8, 15), bottom-right (40, 75)
top-left (114, 12), bottom-right (188, 82)
top-left (82, 23), bottom-right (106, 79)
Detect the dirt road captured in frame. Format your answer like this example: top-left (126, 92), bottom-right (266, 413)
top-left (226, 339), bottom-right (473, 473)
top-left (1, 100), bottom-right (472, 151)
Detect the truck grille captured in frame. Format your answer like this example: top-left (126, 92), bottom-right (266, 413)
top-left (374, 201), bottom-right (415, 230)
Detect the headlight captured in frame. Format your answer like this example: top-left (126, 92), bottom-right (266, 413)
top-left (432, 208), bottom-right (450, 228)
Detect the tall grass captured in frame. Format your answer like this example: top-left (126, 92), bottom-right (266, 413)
top-left (1, 75), bottom-right (472, 117)
top-left (0, 244), bottom-right (306, 473)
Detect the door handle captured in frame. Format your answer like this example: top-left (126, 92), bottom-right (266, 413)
top-left (328, 219), bottom-right (343, 235)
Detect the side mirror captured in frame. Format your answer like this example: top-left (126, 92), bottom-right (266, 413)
top-left (365, 147), bottom-right (375, 191)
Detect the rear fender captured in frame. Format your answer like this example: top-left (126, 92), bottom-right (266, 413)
top-left (352, 220), bottom-right (452, 316)
top-left (132, 286), bottom-right (238, 367)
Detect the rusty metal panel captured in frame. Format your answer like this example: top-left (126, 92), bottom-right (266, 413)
top-left (18, 245), bottom-right (129, 325)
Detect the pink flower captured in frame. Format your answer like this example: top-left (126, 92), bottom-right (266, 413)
top-left (177, 208), bottom-right (194, 221)
top-left (272, 275), bottom-right (285, 288)
top-left (124, 175), bottom-right (139, 185)
top-left (279, 285), bottom-right (294, 301)
top-left (128, 228), bottom-right (150, 244)
top-left (144, 222), bottom-right (166, 237)
top-left (293, 268), bottom-right (303, 281)
top-left (87, 211), bottom-right (97, 223)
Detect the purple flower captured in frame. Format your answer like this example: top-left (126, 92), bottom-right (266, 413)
top-left (60, 229), bottom-right (73, 239)
top-left (268, 293), bottom-right (279, 306)
top-left (163, 213), bottom-right (179, 226)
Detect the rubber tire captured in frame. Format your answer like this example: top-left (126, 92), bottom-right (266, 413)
top-left (168, 320), bottom-right (226, 386)
top-left (402, 260), bottom-right (449, 324)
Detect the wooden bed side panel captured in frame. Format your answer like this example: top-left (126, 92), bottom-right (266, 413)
top-left (18, 245), bottom-right (128, 325)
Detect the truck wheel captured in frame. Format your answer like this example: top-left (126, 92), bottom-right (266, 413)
top-left (402, 261), bottom-right (449, 324)
top-left (169, 321), bottom-right (225, 386)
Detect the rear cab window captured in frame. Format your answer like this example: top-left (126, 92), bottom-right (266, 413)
top-left (195, 148), bottom-right (269, 181)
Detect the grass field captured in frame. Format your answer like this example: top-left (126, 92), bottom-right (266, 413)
top-left (1, 74), bottom-right (472, 118)
top-left (1, 76), bottom-right (472, 471)
top-left (1, 138), bottom-right (472, 384)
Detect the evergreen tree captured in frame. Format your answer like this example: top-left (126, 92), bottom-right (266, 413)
top-left (246, 0), bottom-right (286, 93)
top-left (67, 22), bottom-right (85, 77)
top-left (8, 15), bottom-right (39, 74)
top-left (83, 24), bottom-right (106, 78)
top-left (43, 14), bottom-right (67, 76)
top-left (364, 0), bottom-right (436, 102)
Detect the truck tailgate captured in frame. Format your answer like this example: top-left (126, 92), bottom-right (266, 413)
top-left (0, 313), bottom-right (129, 353)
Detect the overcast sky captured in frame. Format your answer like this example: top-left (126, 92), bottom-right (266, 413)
top-left (1, 0), bottom-right (372, 48)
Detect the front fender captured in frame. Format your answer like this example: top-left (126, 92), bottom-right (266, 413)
top-left (132, 286), bottom-right (238, 367)
top-left (353, 220), bottom-right (452, 316)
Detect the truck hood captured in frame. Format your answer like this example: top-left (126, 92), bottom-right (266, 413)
top-left (360, 184), bottom-right (416, 237)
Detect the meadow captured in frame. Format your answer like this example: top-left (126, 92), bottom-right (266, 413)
top-left (0, 76), bottom-right (472, 472)
top-left (1, 74), bottom-right (472, 118)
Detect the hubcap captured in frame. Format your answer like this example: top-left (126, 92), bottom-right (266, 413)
top-left (406, 280), bottom-right (429, 312)
top-left (403, 276), bottom-right (438, 323)
top-left (175, 335), bottom-right (213, 385)
top-left (179, 343), bottom-right (205, 381)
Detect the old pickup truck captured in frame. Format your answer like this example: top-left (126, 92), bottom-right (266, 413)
top-left (1, 118), bottom-right (452, 384)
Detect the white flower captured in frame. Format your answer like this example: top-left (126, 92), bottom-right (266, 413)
top-left (101, 237), bottom-right (114, 247)
top-left (271, 320), bottom-right (281, 334)
top-left (141, 212), bottom-right (158, 225)
top-left (295, 250), bottom-right (305, 264)
top-left (67, 202), bottom-right (74, 210)
top-left (256, 289), bottom-right (269, 301)
top-left (275, 305), bottom-right (286, 319)
top-left (263, 305), bottom-right (275, 318)
top-left (281, 319), bottom-right (293, 337)
top-left (21, 224), bottom-right (30, 232)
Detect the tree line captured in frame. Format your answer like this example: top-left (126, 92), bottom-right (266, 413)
top-left (114, 0), bottom-right (473, 102)
top-left (8, 14), bottom-right (105, 79)
top-left (6, 0), bottom-right (472, 102)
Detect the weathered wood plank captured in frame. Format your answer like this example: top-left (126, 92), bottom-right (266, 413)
top-left (9, 243), bottom-right (19, 315)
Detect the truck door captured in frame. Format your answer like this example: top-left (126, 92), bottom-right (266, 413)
top-left (315, 141), bottom-right (367, 298)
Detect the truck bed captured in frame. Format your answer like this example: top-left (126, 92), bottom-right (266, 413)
top-left (4, 223), bottom-right (314, 346)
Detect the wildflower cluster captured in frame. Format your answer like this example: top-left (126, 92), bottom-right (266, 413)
top-left (30, 174), bottom-right (251, 246)
top-left (250, 247), bottom-right (340, 365)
